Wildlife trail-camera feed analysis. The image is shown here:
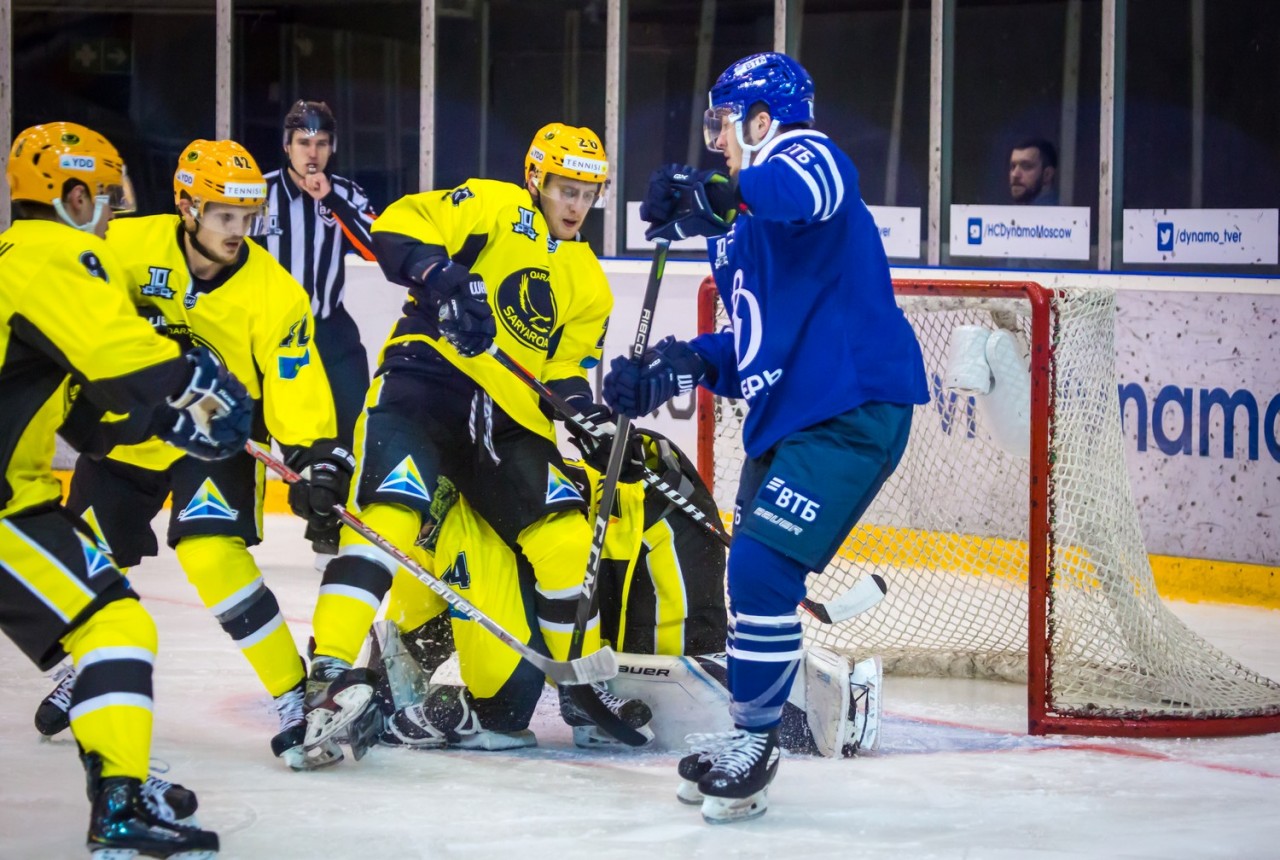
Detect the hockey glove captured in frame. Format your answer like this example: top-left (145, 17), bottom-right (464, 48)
top-left (641, 165), bottom-right (738, 242)
top-left (603, 336), bottom-right (706, 419)
top-left (286, 439), bottom-right (356, 531)
top-left (416, 261), bottom-right (496, 358)
top-left (155, 408), bottom-right (235, 461)
top-left (163, 347), bottom-right (253, 459)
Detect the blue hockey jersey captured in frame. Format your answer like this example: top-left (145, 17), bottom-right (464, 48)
top-left (691, 129), bottom-right (928, 457)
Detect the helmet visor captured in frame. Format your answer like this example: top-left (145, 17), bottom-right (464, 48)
top-left (703, 105), bottom-right (740, 153)
top-left (197, 202), bottom-right (268, 238)
top-left (104, 172), bottom-right (137, 213)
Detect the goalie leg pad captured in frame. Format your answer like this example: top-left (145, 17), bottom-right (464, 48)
top-left (843, 656), bottom-right (883, 756)
top-left (371, 619), bottom-right (433, 711)
top-left (803, 646), bottom-right (851, 758)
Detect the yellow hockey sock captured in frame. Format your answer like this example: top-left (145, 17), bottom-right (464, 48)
top-left (175, 535), bottom-right (304, 697)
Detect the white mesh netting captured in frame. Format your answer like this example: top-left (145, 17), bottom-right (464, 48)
top-left (703, 280), bottom-right (1280, 728)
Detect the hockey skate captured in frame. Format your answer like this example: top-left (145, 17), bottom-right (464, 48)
top-left (35, 661), bottom-right (76, 737)
top-left (83, 753), bottom-right (201, 826)
top-left (87, 776), bottom-right (219, 859)
top-left (302, 656), bottom-right (377, 751)
top-left (380, 686), bottom-right (536, 752)
top-left (272, 679), bottom-right (343, 771)
top-left (139, 773), bottom-right (198, 825)
top-left (558, 682), bottom-right (654, 748)
top-left (677, 727), bottom-right (780, 824)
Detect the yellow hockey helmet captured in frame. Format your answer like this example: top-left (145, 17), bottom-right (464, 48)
top-left (525, 123), bottom-right (610, 206)
top-left (7, 121), bottom-right (135, 212)
top-left (173, 139), bottom-right (268, 217)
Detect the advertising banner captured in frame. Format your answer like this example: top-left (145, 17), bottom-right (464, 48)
top-left (337, 262), bottom-right (1278, 565)
top-left (950, 204), bottom-right (1091, 260)
top-left (1123, 209), bottom-right (1278, 265)
top-left (866, 205), bottom-right (922, 260)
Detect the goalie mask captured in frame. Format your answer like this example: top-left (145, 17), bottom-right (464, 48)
top-left (8, 121), bottom-right (136, 232)
top-left (525, 123), bottom-right (610, 209)
top-left (173, 139), bottom-right (268, 238)
top-left (704, 52), bottom-right (815, 167)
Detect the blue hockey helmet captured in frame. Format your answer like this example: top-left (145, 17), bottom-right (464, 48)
top-left (704, 52), bottom-right (815, 155)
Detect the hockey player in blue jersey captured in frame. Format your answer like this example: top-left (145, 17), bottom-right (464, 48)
top-left (603, 52), bottom-right (928, 824)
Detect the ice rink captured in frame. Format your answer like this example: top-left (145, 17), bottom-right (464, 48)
top-left (3, 512), bottom-right (1278, 859)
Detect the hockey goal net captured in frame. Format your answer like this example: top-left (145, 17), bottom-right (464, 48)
top-left (697, 277), bottom-right (1280, 737)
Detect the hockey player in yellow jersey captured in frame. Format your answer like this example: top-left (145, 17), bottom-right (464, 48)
top-left (2, 122), bottom-right (255, 857)
top-left (359, 432), bottom-right (881, 764)
top-left (352, 428), bottom-right (725, 753)
top-left (37, 138), bottom-right (356, 772)
top-left (302, 121), bottom-right (650, 754)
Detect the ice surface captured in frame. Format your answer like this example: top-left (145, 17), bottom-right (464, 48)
top-left (3, 514), bottom-right (1278, 859)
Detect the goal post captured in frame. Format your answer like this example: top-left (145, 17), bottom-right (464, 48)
top-left (697, 276), bottom-right (1280, 738)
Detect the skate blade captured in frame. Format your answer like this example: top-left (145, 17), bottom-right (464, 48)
top-left (454, 729), bottom-right (537, 751)
top-left (676, 780), bottom-right (703, 805)
top-left (700, 789), bottom-right (769, 824)
top-left (90, 850), bottom-right (217, 859)
top-left (571, 723), bottom-right (655, 750)
top-left (282, 737), bottom-right (344, 771)
top-left (304, 684), bottom-right (374, 747)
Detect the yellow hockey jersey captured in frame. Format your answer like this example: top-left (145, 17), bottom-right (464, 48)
top-left (372, 178), bottom-right (612, 441)
top-left (104, 214), bottom-right (337, 471)
top-left (0, 219), bottom-right (187, 517)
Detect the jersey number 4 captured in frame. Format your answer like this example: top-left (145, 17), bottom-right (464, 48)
top-left (442, 552), bottom-right (471, 590)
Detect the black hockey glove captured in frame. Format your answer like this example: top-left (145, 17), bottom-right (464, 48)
top-left (415, 261), bottom-right (496, 358)
top-left (641, 165), bottom-right (738, 242)
top-left (603, 336), bottom-right (707, 419)
top-left (286, 439), bottom-right (356, 531)
top-left (162, 347), bottom-right (253, 460)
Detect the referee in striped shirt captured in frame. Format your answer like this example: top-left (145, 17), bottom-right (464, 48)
top-left (260, 100), bottom-right (377, 445)
top-left (259, 100), bottom-right (378, 554)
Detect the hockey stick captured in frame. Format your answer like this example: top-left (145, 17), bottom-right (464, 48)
top-left (799, 574), bottom-right (888, 624)
top-left (559, 238), bottom-right (672, 747)
top-left (245, 442), bottom-right (617, 687)
top-left (484, 345), bottom-right (732, 548)
top-left (487, 343), bottom-right (890, 627)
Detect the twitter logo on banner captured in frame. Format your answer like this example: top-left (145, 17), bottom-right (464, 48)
top-left (1157, 221), bottom-right (1174, 252)
top-left (968, 218), bottom-right (983, 245)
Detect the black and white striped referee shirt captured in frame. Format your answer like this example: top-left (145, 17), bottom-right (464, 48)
top-left (258, 167), bottom-right (378, 320)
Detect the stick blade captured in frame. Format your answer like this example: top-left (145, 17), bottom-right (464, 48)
top-left (545, 646), bottom-right (619, 686)
top-left (805, 574), bottom-right (889, 625)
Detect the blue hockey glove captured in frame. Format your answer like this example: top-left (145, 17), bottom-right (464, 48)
top-left (163, 347), bottom-right (253, 459)
top-left (415, 261), bottom-right (496, 358)
top-left (603, 336), bottom-right (706, 418)
top-left (154, 408), bottom-right (232, 461)
top-left (641, 165), bottom-right (738, 242)
top-left (286, 439), bottom-right (356, 531)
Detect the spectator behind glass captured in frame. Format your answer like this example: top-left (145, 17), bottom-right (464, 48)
top-left (1009, 138), bottom-right (1058, 205)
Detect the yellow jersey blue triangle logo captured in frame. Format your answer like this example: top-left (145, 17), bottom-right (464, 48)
top-left (177, 478), bottom-right (239, 522)
top-left (76, 531), bottom-right (116, 579)
top-left (80, 507), bottom-right (113, 557)
top-left (376, 456), bottom-right (432, 502)
top-left (546, 465), bottom-right (584, 504)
